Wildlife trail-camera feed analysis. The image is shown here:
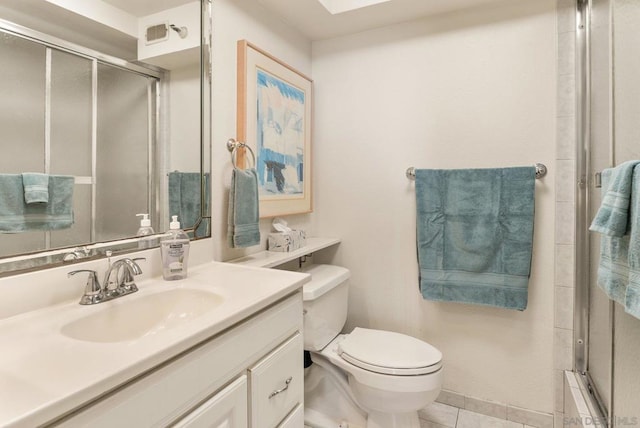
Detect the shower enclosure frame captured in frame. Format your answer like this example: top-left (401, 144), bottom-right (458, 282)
top-left (0, 18), bottom-right (163, 250)
top-left (575, 0), bottom-right (591, 380)
top-left (574, 0), bottom-right (617, 422)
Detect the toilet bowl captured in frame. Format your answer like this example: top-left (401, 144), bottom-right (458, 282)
top-left (301, 264), bottom-right (443, 428)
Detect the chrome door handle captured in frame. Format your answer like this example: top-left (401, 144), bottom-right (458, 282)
top-left (268, 377), bottom-right (292, 399)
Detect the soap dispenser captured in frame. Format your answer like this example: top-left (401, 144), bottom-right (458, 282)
top-left (160, 215), bottom-right (190, 280)
top-left (136, 213), bottom-right (156, 249)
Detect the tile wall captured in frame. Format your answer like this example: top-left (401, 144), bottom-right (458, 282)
top-left (435, 391), bottom-right (554, 428)
top-left (555, 0), bottom-right (578, 427)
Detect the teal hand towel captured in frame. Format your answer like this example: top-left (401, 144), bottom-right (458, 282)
top-left (168, 172), bottom-right (210, 238)
top-left (227, 168), bottom-right (260, 248)
top-left (22, 172), bottom-right (49, 204)
top-left (589, 160), bottom-right (640, 236)
top-left (591, 163), bottom-right (640, 319)
top-left (415, 167), bottom-right (536, 311)
top-left (0, 174), bottom-right (74, 232)
top-left (591, 168), bottom-right (629, 305)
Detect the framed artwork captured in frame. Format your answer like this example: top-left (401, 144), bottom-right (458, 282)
top-left (237, 40), bottom-right (313, 218)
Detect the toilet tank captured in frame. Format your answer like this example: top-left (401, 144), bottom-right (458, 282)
top-left (300, 264), bottom-right (350, 351)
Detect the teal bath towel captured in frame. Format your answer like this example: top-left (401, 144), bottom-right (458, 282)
top-left (590, 162), bottom-right (640, 319)
top-left (22, 172), bottom-right (49, 204)
top-left (415, 167), bottom-right (536, 310)
top-left (168, 172), bottom-right (210, 238)
top-left (227, 168), bottom-right (260, 248)
top-left (0, 174), bottom-right (74, 232)
top-left (589, 160), bottom-right (640, 237)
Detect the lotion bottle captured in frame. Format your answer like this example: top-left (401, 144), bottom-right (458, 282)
top-left (160, 215), bottom-right (190, 280)
top-left (136, 213), bottom-right (156, 249)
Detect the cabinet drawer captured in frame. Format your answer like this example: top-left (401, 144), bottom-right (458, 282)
top-left (173, 375), bottom-right (247, 428)
top-left (249, 333), bottom-right (303, 428)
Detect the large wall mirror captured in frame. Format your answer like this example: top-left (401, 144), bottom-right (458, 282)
top-left (0, 0), bottom-right (212, 275)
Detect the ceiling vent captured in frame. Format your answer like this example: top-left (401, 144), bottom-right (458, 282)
top-left (145, 23), bottom-right (169, 45)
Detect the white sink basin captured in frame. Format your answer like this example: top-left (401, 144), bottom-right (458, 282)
top-left (60, 288), bottom-right (224, 343)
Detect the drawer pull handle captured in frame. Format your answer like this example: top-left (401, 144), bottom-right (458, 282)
top-left (268, 377), bottom-right (292, 399)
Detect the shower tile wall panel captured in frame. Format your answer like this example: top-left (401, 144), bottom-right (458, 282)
top-left (555, 0), bottom-right (577, 426)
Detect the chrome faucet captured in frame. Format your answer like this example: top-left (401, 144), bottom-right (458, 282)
top-left (68, 257), bottom-right (145, 305)
top-left (62, 246), bottom-right (90, 262)
top-left (103, 258), bottom-right (143, 296)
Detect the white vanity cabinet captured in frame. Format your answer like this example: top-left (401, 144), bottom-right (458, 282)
top-left (249, 333), bottom-right (303, 427)
top-left (173, 376), bottom-right (248, 428)
top-left (52, 292), bottom-right (303, 428)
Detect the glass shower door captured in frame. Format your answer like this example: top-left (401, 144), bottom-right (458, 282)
top-left (608, 0), bottom-right (640, 419)
top-left (0, 25), bottom-right (159, 254)
top-left (0, 31), bottom-right (46, 256)
top-left (583, 0), bottom-right (640, 421)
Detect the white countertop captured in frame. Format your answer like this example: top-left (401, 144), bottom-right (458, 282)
top-left (0, 262), bottom-right (309, 427)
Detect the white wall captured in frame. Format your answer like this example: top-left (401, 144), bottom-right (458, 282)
top-left (211, 0), bottom-right (313, 262)
top-left (312, 0), bottom-right (557, 414)
top-left (169, 65), bottom-right (201, 174)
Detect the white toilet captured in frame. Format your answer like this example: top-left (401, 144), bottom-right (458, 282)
top-left (301, 264), bottom-right (443, 428)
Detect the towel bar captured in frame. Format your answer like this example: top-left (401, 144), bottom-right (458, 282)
top-left (227, 138), bottom-right (256, 169)
top-left (406, 163), bottom-right (548, 180)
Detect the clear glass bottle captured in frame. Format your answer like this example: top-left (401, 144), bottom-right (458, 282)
top-left (160, 216), bottom-right (190, 280)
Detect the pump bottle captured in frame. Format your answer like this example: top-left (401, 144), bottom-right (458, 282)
top-left (160, 215), bottom-right (190, 280)
top-left (136, 213), bottom-right (156, 249)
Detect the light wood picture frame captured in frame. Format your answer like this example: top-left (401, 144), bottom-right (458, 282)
top-left (237, 40), bottom-right (313, 218)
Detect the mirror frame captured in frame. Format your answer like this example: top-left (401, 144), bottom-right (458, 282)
top-left (0, 0), bottom-right (212, 277)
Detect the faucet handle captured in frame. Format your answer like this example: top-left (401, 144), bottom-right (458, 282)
top-left (117, 258), bottom-right (146, 294)
top-left (68, 270), bottom-right (102, 305)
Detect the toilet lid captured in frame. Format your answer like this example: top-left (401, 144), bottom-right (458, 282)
top-left (338, 328), bottom-right (442, 375)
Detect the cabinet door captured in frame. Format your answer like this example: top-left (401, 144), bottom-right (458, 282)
top-left (277, 404), bottom-right (303, 428)
top-left (173, 376), bottom-right (248, 428)
top-left (249, 333), bottom-right (303, 428)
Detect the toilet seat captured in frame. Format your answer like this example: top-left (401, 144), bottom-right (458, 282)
top-left (317, 334), bottom-right (443, 393)
top-left (338, 328), bottom-right (442, 375)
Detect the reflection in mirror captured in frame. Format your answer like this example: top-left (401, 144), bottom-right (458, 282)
top-left (0, 0), bottom-right (211, 275)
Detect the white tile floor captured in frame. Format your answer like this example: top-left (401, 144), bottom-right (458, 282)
top-left (304, 402), bottom-right (542, 428)
top-left (419, 402), bottom-right (538, 428)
